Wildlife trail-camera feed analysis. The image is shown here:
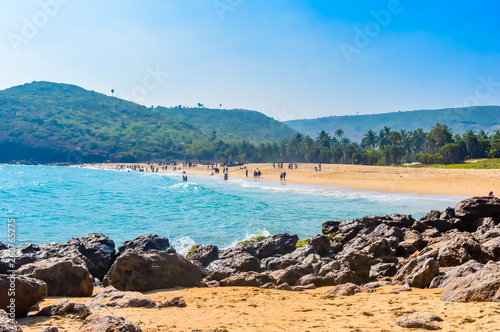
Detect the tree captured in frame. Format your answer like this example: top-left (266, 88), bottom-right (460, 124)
top-left (427, 123), bottom-right (453, 153)
top-left (334, 128), bottom-right (344, 142)
top-left (317, 130), bottom-right (332, 149)
top-left (361, 129), bottom-right (377, 149)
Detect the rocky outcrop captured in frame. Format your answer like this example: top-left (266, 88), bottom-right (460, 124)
top-left (85, 286), bottom-right (156, 309)
top-left (0, 309), bottom-right (23, 332)
top-left (482, 237), bottom-right (500, 260)
top-left (77, 314), bottom-right (142, 332)
top-left (103, 250), bottom-right (202, 292)
top-left (393, 256), bottom-right (439, 288)
top-left (437, 232), bottom-right (491, 267)
top-left (395, 312), bottom-right (443, 330)
top-left (0, 243), bottom-right (7, 251)
top-left (116, 234), bottom-right (175, 257)
top-left (15, 256), bottom-right (93, 297)
top-left (440, 261), bottom-right (500, 302)
top-left (430, 260), bottom-right (484, 289)
top-left (254, 233), bottom-right (298, 259)
top-left (219, 272), bottom-right (275, 287)
top-left (187, 244), bottom-right (218, 267)
top-left (454, 196), bottom-right (500, 221)
top-left (0, 275), bottom-right (47, 318)
top-left (37, 299), bottom-right (91, 319)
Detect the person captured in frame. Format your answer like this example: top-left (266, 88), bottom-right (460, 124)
top-left (283, 171), bottom-right (286, 181)
top-left (246, 169), bottom-right (248, 177)
top-left (224, 173), bottom-right (228, 181)
top-left (319, 163), bottom-right (322, 171)
top-left (489, 191), bottom-right (494, 197)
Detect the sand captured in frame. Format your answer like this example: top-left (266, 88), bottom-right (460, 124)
top-left (19, 285), bottom-right (500, 332)
top-left (84, 162), bottom-right (500, 196)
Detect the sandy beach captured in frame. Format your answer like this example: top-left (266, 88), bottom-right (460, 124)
top-left (19, 285), bottom-right (500, 332)
top-left (86, 163), bottom-right (500, 196)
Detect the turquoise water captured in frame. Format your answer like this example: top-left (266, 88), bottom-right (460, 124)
top-left (0, 165), bottom-right (465, 254)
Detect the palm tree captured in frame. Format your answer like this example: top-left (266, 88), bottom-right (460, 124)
top-left (361, 129), bottom-right (377, 149)
top-left (334, 128), bottom-right (344, 142)
top-left (317, 130), bottom-right (332, 149)
top-left (378, 126), bottom-right (391, 149)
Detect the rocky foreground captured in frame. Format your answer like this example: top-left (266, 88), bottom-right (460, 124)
top-left (1, 196), bottom-right (500, 331)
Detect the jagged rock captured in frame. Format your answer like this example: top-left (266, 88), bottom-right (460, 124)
top-left (85, 286), bottom-right (155, 309)
top-left (441, 261), bottom-right (500, 302)
top-left (287, 244), bottom-right (316, 261)
top-left (0, 275), bottom-right (47, 318)
top-left (473, 223), bottom-right (500, 243)
top-left (187, 245), bottom-right (218, 267)
top-left (482, 237), bottom-right (500, 260)
top-left (454, 196), bottom-right (500, 221)
top-left (393, 256), bottom-right (439, 288)
top-left (103, 250), bottom-right (202, 292)
top-left (309, 235), bottom-right (332, 256)
top-left (116, 234), bottom-right (175, 257)
top-left (62, 233), bottom-right (115, 280)
top-left (219, 272), bottom-right (275, 287)
top-left (0, 309), bottom-right (23, 332)
top-left (224, 252), bottom-right (260, 272)
top-left (395, 312), bottom-right (443, 330)
top-left (440, 207), bottom-right (455, 220)
top-left (77, 314), bottom-right (142, 332)
top-left (37, 299), bottom-right (91, 319)
top-left (317, 258), bottom-right (367, 286)
top-left (336, 220), bottom-right (367, 244)
top-left (369, 263), bottom-right (398, 279)
top-left (15, 256), bottom-right (93, 297)
top-left (430, 260), bottom-right (484, 289)
top-left (412, 220), bottom-right (432, 233)
top-left (324, 283), bottom-right (364, 296)
top-left (322, 221), bottom-right (340, 235)
top-left (403, 229), bottom-right (427, 251)
top-left (336, 250), bottom-right (372, 281)
top-left (157, 297), bottom-right (186, 308)
top-left (276, 263), bottom-right (314, 286)
top-left (419, 213), bottom-right (454, 233)
top-left (255, 233), bottom-right (298, 259)
top-left (205, 260), bottom-right (237, 281)
top-left (0, 243), bottom-right (7, 251)
top-left (470, 217), bottom-right (496, 233)
top-left (260, 256), bottom-right (298, 271)
top-left (437, 232), bottom-right (491, 267)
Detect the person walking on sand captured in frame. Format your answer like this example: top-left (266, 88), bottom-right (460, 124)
top-left (246, 169), bottom-right (248, 177)
top-left (319, 163), bottom-right (321, 171)
top-left (280, 172), bottom-right (283, 181)
top-left (283, 171), bottom-right (286, 181)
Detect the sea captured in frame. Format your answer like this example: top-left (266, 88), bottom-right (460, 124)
top-left (0, 165), bottom-right (466, 256)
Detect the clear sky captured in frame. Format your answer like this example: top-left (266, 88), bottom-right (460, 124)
top-left (1, 0), bottom-right (499, 120)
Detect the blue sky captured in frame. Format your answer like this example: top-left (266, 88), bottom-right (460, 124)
top-left (1, 0), bottom-right (499, 120)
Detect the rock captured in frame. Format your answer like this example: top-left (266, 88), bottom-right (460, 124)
top-left (37, 299), bottom-right (91, 319)
top-left (437, 232), bottom-right (491, 267)
top-left (393, 256), bottom-right (439, 288)
top-left (369, 263), bottom-right (398, 279)
top-left (157, 297), bottom-right (186, 308)
top-left (0, 275), bottom-right (47, 318)
top-left (63, 233), bottom-right (115, 280)
top-left (317, 259), bottom-right (364, 286)
top-left (116, 234), bottom-right (175, 257)
top-left (403, 229), bottom-right (427, 251)
top-left (412, 220), bottom-right (432, 233)
top-left (454, 196), bottom-right (500, 221)
top-left (205, 260), bottom-right (237, 281)
top-left (482, 237), bottom-right (500, 260)
top-left (260, 256), bottom-right (298, 271)
top-left (441, 261), bottom-right (500, 302)
top-left (219, 272), bottom-right (275, 287)
top-left (85, 286), bottom-right (155, 309)
top-left (276, 282), bottom-right (294, 291)
top-left (287, 244), bottom-right (316, 261)
top-left (336, 250), bottom-right (372, 282)
top-left (440, 207), bottom-right (455, 220)
top-left (322, 221), bottom-right (340, 235)
top-left (324, 283), bottom-right (363, 296)
top-left (224, 252), bottom-right (261, 272)
top-left (473, 223), bottom-right (500, 243)
top-left (395, 312), bottom-right (443, 330)
top-left (392, 284), bottom-right (412, 292)
top-left (103, 250), bottom-right (202, 292)
top-left (430, 260), bottom-right (484, 289)
top-left (276, 263), bottom-right (314, 286)
top-left (308, 235), bottom-right (332, 256)
top-left (0, 309), bottom-right (23, 332)
top-left (255, 233), bottom-right (299, 259)
top-left (187, 245), bottom-right (218, 267)
top-left (0, 243), bottom-right (7, 251)
top-left (15, 256), bottom-right (93, 297)
top-left (77, 314), bottom-right (142, 332)
top-left (39, 327), bottom-right (58, 332)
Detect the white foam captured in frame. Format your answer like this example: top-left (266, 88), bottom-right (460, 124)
top-left (227, 228), bottom-right (272, 249)
top-left (171, 236), bottom-right (196, 257)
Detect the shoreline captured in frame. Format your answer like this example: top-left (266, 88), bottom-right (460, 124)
top-left (79, 162), bottom-right (500, 196)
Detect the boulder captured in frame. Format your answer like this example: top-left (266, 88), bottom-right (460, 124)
top-left (187, 245), bottom-right (218, 267)
top-left (103, 250), bottom-right (202, 292)
top-left (308, 235), bottom-right (332, 256)
top-left (454, 196), bottom-right (500, 221)
top-left (0, 274), bottom-right (47, 318)
top-left (482, 237), bottom-right (500, 260)
top-left (429, 260), bottom-right (484, 289)
top-left (0, 309), bottom-right (23, 332)
top-left (224, 252), bottom-right (260, 272)
top-left (336, 250), bottom-right (372, 282)
top-left (85, 286), bottom-right (156, 309)
top-left (77, 314), bottom-right (142, 332)
top-left (393, 256), bottom-right (439, 288)
top-left (317, 259), bottom-right (366, 286)
top-left (15, 256), bottom-right (93, 297)
top-left (157, 297), bottom-right (186, 308)
top-left (255, 233), bottom-right (298, 259)
top-left (473, 223), bottom-right (500, 243)
top-left (260, 256), bottom-right (298, 271)
top-left (37, 299), bottom-right (91, 319)
top-left (116, 234), bottom-right (175, 257)
top-left (322, 221), bottom-right (340, 235)
top-left (0, 243), bottom-right (7, 251)
top-left (63, 233), bottom-right (115, 280)
top-left (395, 312), bottom-right (443, 330)
top-left (276, 263), bottom-right (314, 286)
top-left (440, 261), bottom-right (500, 302)
top-left (286, 244), bottom-right (316, 261)
top-left (205, 260), bottom-right (237, 281)
top-left (323, 283), bottom-right (364, 296)
top-left (369, 263), bottom-right (398, 279)
top-left (437, 232), bottom-right (491, 267)
top-left (219, 272), bottom-right (275, 287)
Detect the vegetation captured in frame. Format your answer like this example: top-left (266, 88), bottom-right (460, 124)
top-left (296, 239), bottom-right (309, 248)
top-left (236, 236), bottom-right (268, 246)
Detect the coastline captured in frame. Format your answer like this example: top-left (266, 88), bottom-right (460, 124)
top-left (81, 162), bottom-right (500, 196)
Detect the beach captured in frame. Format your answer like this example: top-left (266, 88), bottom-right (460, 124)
top-left (87, 163), bottom-right (500, 196)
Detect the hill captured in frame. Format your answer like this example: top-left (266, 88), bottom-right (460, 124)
top-left (0, 81), bottom-right (295, 163)
top-left (285, 106), bottom-right (500, 142)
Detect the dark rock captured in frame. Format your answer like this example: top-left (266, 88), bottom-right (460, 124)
top-left (430, 260), bottom-right (484, 289)
top-left (395, 312), bottom-right (443, 330)
top-left (0, 274), bottom-right (47, 318)
top-left (77, 314), bottom-right (142, 332)
top-left (63, 233), bottom-right (115, 280)
top-left (287, 244), bottom-right (316, 261)
top-left (336, 250), bottom-right (372, 281)
top-left (0, 309), bottom-right (23, 332)
top-left (187, 245), bottom-right (218, 267)
top-left (317, 259), bottom-right (365, 286)
top-left (437, 232), bottom-right (491, 267)
top-left (39, 327), bottom-right (59, 332)
top-left (403, 229), bottom-right (427, 251)
top-left (412, 220), bottom-right (432, 233)
top-left (482, 237), bottom-right (500, 260)
top-left (255, 233), bottom-right (298, 259)
top-left (454, 196), bottom-right (500, 221)
top-left (322, 221), bottom-right (340, 235)
top-left (85, 286), bottom-right (156, 309)
top-left (157, 297), bottom-right (186, 308)
top-left (0, 243), bottom-right (7, 251)
top-left (469, 217), bottom-right (496, 233)
top-left (224, 252), bottom-right (260, 272)
top-left (205, 260), bottom-right (237, 281)
top-left (15, 256), bottom-right (93, 297)
top-left (324, 283), bottom-right (364, 296)
top-left (276, 263), bottom-right (314, 286)
top-left (369, 263), bottom-right (398, 279)
top-left (260, 256), bottom-right (298, 271)
top-left (441, 261), bottom-right (500, 302)
top-left (309, 235), bottom-right (332, 256)
top-left (473, 223), bottom-right (500, 243)
top-left (393, 256), bottom-right (439, 288)
top-left (37, 299), bottom-right (91, 319)
top-left (336, 220), bottom-right (367, 244)
top-left (219, 272), bottom-right (275, 287)
top-left (276, 282), bottom-right (294, 291)
top-left (440, 207), bottom-right (455, 220)
top-left (103, 250), bottom-right (203, 292)
top-left (116, 234), bottom-right (175, 257)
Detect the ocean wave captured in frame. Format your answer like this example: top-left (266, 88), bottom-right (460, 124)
top-left (171, 236), bottom-right (196, 257)
top-left (227, 228), bottom-right (272, 249)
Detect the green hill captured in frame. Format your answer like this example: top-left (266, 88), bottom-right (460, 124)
top-left (285, 106), bottom-right (500, 142)
top-left (0, 81), bottom-right (295, 163)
